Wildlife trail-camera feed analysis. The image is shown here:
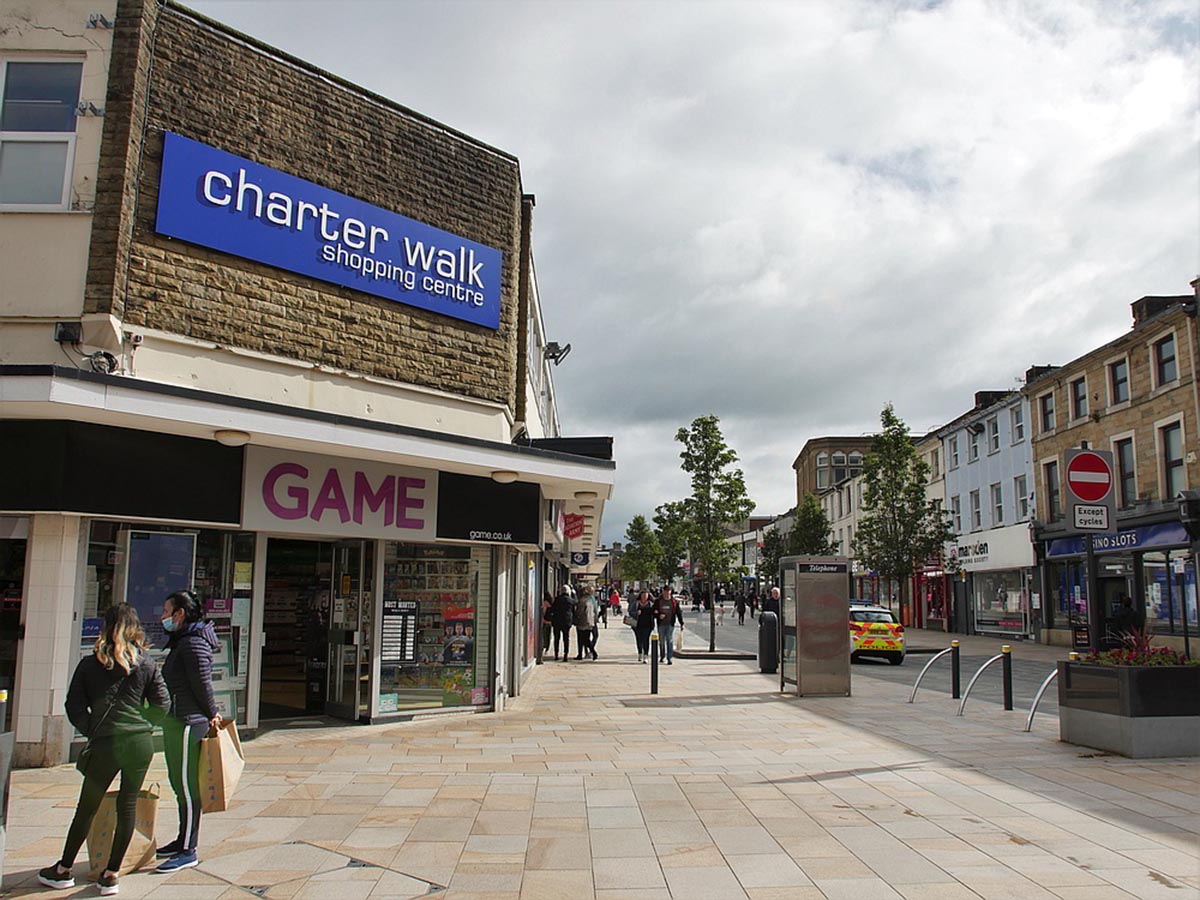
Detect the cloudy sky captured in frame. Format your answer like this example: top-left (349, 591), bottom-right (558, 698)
top-left (191, 0), bottom-right (1198, 544)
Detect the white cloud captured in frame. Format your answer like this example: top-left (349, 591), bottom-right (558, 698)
top-left (190, 0), bottom-right (1199, 544)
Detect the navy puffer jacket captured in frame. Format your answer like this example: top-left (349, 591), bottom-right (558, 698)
top-left (162, 620), bottom-right (220, 725)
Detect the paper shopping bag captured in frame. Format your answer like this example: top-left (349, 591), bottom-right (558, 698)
top-left (85, 783), bottom-right (158, 879)
top-left (674, 627), bottom-right (683, 652)
top-left (198, 718), bottom-right (245, 813)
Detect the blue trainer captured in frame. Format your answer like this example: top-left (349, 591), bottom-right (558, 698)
top-left (155, 850), bottom-right (198, 873)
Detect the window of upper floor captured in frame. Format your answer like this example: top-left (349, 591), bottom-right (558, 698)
top-left (1113, 434), bottom-right (1136, 509)
top-left (969, 489), bottom-right (981, 530)
top-left (929, 447), bottom-right (940, 480)
top-left (1160, 417), bottom-right (1186, 501)
top-left (1070, 376), bottom-right (1088, 421)
top-left (951, 495), bottom-right (962, 533)
top-left (0, 59), bottom-right (83, 210)
top-left (968, 428), bottom-right (980, 462)
top-left (1152, 332), bottom-right (1178, 390)
top-left (1038, 391), bottom-right (1056, 433)
top-left (1014, 474), bottom-right (1028, 520)
top-left (1107, 356), bottom-right (1130, 407)
top-left (987, 416), bottom-right (1000, 454)
top-left (815, 452), bottom-right (830, 490)
top-left (949, 436), bottom-right (959, 469)
top-left (1010, 405), bottom-right (1025, 443)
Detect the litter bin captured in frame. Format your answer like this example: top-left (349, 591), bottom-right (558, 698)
top-left (758, 612), bottom-right (778, 674)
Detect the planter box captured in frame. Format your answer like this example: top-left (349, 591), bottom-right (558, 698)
top-left (1057, 661), bottom-right (1200, 758)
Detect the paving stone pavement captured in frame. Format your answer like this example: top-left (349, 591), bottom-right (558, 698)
top-left (4, 633), bottom-right (1198, 900)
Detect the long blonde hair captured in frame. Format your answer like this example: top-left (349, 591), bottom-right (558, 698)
top-left (95, 603), bottom-right (147, 674)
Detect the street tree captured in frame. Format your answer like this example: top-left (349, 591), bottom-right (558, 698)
top-left (852, 404), bottom-right (954, 614)
top-left (652, 500), bottom-right (693, 584)
top-left (675, 415), bottom-right (755, 651)
top-left (620, 514), bottom-right (661, 584)
top-left (758, 526), bottom-right (787, 586)
top-left (789, 492), bottom-right (838, 556)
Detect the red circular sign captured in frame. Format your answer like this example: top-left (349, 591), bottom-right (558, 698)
top-left (1067, 452), bottom-right (1112, 503)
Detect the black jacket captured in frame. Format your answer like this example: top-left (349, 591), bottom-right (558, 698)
top-left (66, 653), bottom-right (169, 739)
top-left (550, 593), bottom-right (575, 629)
top-left (633, 600), bottom-right (657, 630)
top-left (162, 620), bottom-right (220, 725)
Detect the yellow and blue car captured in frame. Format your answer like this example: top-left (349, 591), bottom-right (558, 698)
top-left (849, 603), bottom-right (905, 665)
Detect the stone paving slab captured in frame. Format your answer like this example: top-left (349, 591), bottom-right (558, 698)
top-left (4, 634), bottom-right (1198, 899)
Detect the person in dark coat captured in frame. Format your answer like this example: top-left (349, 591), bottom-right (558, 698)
top-left (632, 590), bottom-right (657, 663)
top-left (735, 593), bottom-right (748, 625)
top-left (156, 590), bottom-right (222, 873)
top-left (39, 603), bottom-right (169, 896)
top-left (550, 586), bottom-right (575, 661)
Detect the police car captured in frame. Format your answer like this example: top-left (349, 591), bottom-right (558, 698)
top-left (849, 603), bottom-right (905, 665)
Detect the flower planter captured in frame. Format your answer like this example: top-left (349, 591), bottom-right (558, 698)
top-left (1057, 661), bottom-right (1200, 758)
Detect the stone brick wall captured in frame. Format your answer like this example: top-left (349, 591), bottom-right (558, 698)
top-left (88, 0), bottom-right (522, 408)
top-left (1027, 305), bottom-right (1198, 518)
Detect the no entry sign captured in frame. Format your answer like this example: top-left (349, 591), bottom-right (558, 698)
top-left (1064, 448), bottom-right (1115, 531)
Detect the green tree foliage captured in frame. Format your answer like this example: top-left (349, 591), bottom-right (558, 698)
top-left (790, 492), bottom-right (838, 556)
top-left (758, 526), bottom-right (787, 584)
top-left (652, 501), bottom-right (693, 583)
top-left (676, 415), bottom-right (755, 650)
top-left (620, 514), bottom-right (661, 583)
top-left (852, 404), bottom-right (954, 601)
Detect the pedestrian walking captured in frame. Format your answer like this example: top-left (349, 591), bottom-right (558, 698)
top-left (735, 593), bottom-right (747, 625)
top-left (631, 590), bottom-right (656, 663)
top-left (156, 590), bottom-right (223, 874)
top-left (38, 603), bottom-right (169, 896)
top-left (550, 585), bottom-right (575, 661)
top-left (574, 586), bottom-right (598, 660)
top-left (656, 586), bottom-right (684, 664)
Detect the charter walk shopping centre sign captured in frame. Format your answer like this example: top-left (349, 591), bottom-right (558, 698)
top-left (155, 132), bottom-right (503, 329)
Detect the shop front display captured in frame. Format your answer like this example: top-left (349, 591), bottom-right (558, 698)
top-left (955, 524), bottom-right (1036, 637)
top-left (82, 520), bottom-right (256, 726)
top-left (971, 569), bottom-right (1031, 636)
top-left (379, 543), bottom-right (491, 712)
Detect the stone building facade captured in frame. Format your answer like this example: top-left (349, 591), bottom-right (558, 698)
top-left (1026, 290), bottom-right (1198, 650)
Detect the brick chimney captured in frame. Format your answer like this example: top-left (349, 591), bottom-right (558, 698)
top-left (973, 390), bottom-right (1010, 409)
top-left (1131, 295), bottom-right (1191, 327)
top-left (1024, 364), bottom-right (1056, 385)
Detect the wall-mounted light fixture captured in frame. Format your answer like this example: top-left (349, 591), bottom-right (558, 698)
top-left (214, 429), bottom-right (251, 447)
top-left (491, 470), bottom-right (519, 484)
top-left (543, 342), bottom-right (572, 366)
top-left (966, 422), bottom-right (986, 435)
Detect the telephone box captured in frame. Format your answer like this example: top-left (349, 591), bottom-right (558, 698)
top-left (779, 556), bottom-right (851, 696)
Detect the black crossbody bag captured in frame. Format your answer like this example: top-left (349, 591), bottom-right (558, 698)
top-left (75, 674), bottom-right (127, 776)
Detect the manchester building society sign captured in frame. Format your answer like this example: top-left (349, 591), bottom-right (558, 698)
top-left (154, 132), bottom-right (504, 329)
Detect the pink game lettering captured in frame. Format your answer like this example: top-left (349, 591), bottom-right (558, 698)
top-left (262, 462), bottom-right (428, 529)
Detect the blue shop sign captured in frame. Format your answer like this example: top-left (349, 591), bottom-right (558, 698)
top-left (155, 133), bottom-right (503, 329)
top-left (1046, 522), bottom-right (1189, 558)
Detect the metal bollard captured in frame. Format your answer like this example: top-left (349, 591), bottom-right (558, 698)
top-left (650, 633), bottom-right (659, 694)
top-left (1001, 645), bottom-right (1013, 711)
top-left (950, 640), bottom-right (961, 699)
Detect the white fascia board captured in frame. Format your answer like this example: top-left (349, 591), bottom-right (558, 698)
top-left (3, 374), bottom-right (615, 495)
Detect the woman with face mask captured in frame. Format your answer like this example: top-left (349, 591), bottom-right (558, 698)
top-left (155, 590), bottom-right (222, 874)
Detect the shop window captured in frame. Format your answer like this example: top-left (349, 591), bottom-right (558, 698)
top-left (973, 570), bottom-right (1029, 636)
top-left (378, 543), bottom-right (492, 712)
top-left (1143, 551), bottom-right (1198, 636)
top-left (1115, 438), bottom-right (1136, 508)
top-left (0, 531), bottom-right (25, 730)
top-left (1039, 392), bottom-right (1056, 433)
top-left (83, 521), bottom-right (256, 726)
top-left (1011, 405), bottom-right (1025, 443)
top-left (1161, 421), bottom-right (1185, 499)
top-left (990, 482), bottom-right (1003, 525)
top-left (1014, 474), bottom-right (1029, 520)
top-left (1153, 333), bottom-right (1178, 388)
top-left (987, 417), bottom-right (999, 454)
top-left (1070, 377), bottom-right (1088, 420)
top-left (951, 496), bottom-right (961, 532)
top-left (0, 60), bottom-right (82, 208)
top-left (1044, 460), bottom-right (1061, 520)
top-left (1109, 357), bottom-right (1129, 405)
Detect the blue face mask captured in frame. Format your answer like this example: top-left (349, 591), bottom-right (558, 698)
top-left (161, 615), bottom-right (180, 633)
